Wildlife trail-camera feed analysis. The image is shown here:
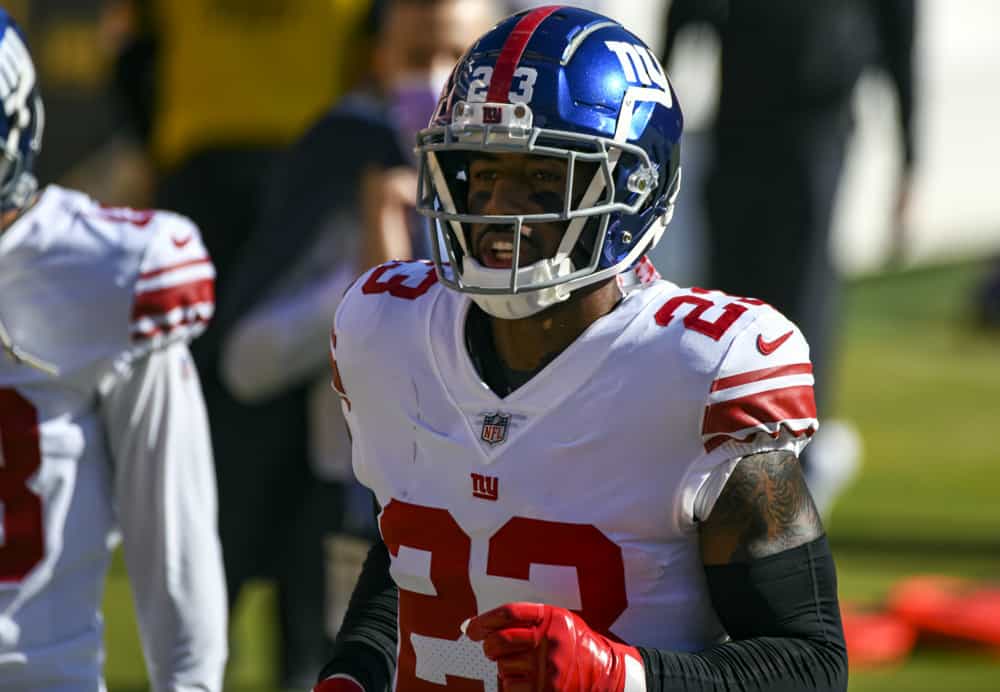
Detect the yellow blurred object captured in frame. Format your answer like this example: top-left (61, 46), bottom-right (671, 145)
top-left (38, 20), bottom-right (110, 88)
top-left (151, 0), bottom-right (374, 170)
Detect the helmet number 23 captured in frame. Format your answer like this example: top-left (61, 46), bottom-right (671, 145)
top-left (468, 66), bottom-right (538, 104)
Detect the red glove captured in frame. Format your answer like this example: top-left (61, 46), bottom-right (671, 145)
top-left (312, 674), bottom-right (364, 692)
top-left (466, 602), bottom-right (646, 692)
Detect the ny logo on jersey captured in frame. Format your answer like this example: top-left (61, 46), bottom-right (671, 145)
top-left (471, 473), bottom-right (499, 501)
top-left (480, 412), bottom-right (510, 446)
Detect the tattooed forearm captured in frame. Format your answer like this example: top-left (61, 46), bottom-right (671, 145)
top-left (699, 450), bottom-right (824, 564)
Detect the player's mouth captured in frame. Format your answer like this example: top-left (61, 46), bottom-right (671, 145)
top-left (476, 229), bottom-right (542, 269)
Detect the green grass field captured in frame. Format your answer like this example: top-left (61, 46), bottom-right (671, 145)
top-left (102, 260), bottom-right (1000, 691)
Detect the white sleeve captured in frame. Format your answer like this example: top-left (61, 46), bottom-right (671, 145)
top-left (129, 213), bottom-right (215, 355)
top-left (685, 308), bottom-right (820, 523)
top-left (103, 342), bottom-right (228, 692)
top-left (221, 263), bottom-right (355, 402)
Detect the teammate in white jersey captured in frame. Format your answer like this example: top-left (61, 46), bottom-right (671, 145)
top-left (0, 11), bottom-right (227, 691)
top-left (317, 6), bottom-right (847, 692)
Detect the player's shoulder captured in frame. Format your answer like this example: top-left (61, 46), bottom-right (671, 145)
top-left (335, 259), bottom-right (442, 340)
top-left (634, 283), bottom-right (816, 453)
top-left (636, 282), bottom-right (809, 376)
top-left (47, 185), bottom-right (215, 351)
top-left (0, 187), bottom-right (213, 377)
top-left (126, 209), bottom-right (214, 351)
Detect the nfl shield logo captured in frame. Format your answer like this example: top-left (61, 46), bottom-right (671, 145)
top-left (481, 412), bottom-right (510, 446)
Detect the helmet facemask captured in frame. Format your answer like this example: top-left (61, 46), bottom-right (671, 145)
top-left (416, 101), bottom-right (667, 319)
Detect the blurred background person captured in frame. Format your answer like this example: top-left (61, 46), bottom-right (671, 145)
top-left (109, 0), bottom-right (379, 688)
top-left (662, 0), bottom-right (917, 517)
top-left (214, 0), bottom-right (498, 686)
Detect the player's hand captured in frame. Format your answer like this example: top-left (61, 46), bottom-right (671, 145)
top-left (466, 602), bottom-right (645, 692)
top-left (312, 673), bottom-right (364, 692)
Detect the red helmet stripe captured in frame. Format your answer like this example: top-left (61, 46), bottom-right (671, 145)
top-left (486, 5), bottom-right (561, 103)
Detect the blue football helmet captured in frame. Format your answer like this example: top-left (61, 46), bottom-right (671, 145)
top-left (0, 10), bottom-right (42, 211)
top-left (416, 5), bottom-right (682, 319)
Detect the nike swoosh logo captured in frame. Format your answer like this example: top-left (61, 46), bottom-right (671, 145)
top-left (756, 330), bottom-right (794, 356)
top-left (171, 233), bottom-right (192, 248)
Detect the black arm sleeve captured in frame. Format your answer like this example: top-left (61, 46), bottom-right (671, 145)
top-left (638, 535), bottom-right (848, 691)
top-left (316, 537), bottom-right (399, 691)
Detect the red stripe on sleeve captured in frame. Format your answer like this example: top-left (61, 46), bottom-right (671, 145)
top-left (486, 5), bottom-right (561, 103)
top-left (702, 385), bottom-right (817, 438)
top-left (710, 363), bottom-right (813, 392)
top-left (329, 329), bottom-right (351, 409)
top-left (139, 257), bottom-right (212, 281)
top-left (131, 278), bottom-right (215, 321)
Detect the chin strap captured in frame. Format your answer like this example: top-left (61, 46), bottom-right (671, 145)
top-left (0, 311), bottom-right (59, 376)
top-left (463, 255), bottom-right (575, 319)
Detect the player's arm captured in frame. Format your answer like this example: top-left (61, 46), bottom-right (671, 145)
top-left (635, 450), bottom-right (848, 691)
top-left (102, 341), bottom-right (228, 692)
top-left (105, 215), bottom-right (226, 691)
top-left (314, 507), bottom-right (398, 692)
top-left (637, 309), bottom-right (847, 690)
top-left (315, 298), bottom-right (399, 692)
top-left (220, 262), bottom-right (356, 402)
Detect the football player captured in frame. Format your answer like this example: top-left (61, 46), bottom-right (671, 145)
top-left (316, 6), bottom-right (847, 692)
top-left (0, 11), bottom-right (227, 691)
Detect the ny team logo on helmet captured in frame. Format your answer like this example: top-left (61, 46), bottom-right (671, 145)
top-left (0, 10), bottom-right (43, 212)
top-left (415, 5), bottom-right (682, 319)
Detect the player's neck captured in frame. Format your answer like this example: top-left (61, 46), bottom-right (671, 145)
top-left (489, 278), bottom-right (621, 372)
top-left (0, 207), bottom-right (21, 232)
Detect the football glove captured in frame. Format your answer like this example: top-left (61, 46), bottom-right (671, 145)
top-left (466, 602), bottom-right (646, 692)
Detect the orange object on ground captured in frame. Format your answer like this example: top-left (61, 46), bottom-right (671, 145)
top-left (888, 575), bottom-right (1000, 649)
top-left (841, 605), bottom-right (918, 667)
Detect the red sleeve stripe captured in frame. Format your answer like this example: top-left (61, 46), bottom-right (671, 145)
top-left (135, 261), bottom-right (215, 295)
top-left (329, 333), bottom-right (352, 409)
top-left (486, 5), bottom-right (561, 103)
top-left (702, 385), bottom-right (817, 436)
top-left (707, 374), bottom-right (814, 406)
top-left (132, 278), bottom-right (215, 322)
top-left (710, 363), bottom-right (813, 393)
top-left (138, 257), bottom-right (212, 281)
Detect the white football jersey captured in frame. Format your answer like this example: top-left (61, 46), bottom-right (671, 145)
top-left (0, 186), bottom-right (224, 690)
top-left (331, 260), bottom-right (819, 692)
